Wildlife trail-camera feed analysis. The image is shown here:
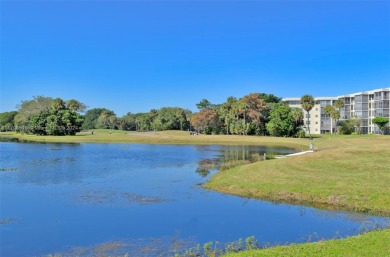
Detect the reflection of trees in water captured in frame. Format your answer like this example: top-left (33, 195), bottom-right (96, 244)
top-left (195, 168), bottom-right (210, 178)
top-left (195, 147), bottom-right (273, 177)
top-left (195, 159), bottom-right (219, 178)
top-left (219, 146), bottom-right (275, 162)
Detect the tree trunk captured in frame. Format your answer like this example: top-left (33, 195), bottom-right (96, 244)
top-left (307, 111), bottom-right (312, 139)
top-left (243, 112), bottom-right (246, 135)
top-left (330, 117), bottom-right (333, 134)
top-left (225, 117), bottom-right (229, 135)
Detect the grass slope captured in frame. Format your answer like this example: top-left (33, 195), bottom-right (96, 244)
top-left (223, 228), bottom-right (390, 257)
top-left (206, 135), bottom-right (390, 215)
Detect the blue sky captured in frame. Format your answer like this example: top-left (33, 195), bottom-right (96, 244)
top-left (1, 0), bottom-right (389, 116)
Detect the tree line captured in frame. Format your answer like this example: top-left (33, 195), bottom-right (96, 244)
top-left (0, 93), bottom-right (388, 136)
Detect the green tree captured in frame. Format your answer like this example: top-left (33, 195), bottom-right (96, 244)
top-left (338, 120), bottom-right (354, 135)
top-left (350, 117), bottom-right (362, 134)
top-left (219, 97), bottom-right (237, 135)
top-left (29, 111), bottom-right (50, 135)
top-left (150, 107), bottom-right (188, 131)
top-left (196, 99), bottom-right (212, 111)
top-left (372, 116), bottom-right (389, 134)
top-left (323, 105), bottom-right (338, 134)
top-left (14, 96), bottom-right (53, 133)
top-left (14, 96), bottom-right (84, 136)
top-left (231, 101), bottom-right (249, 135)
top-left (0, 111), bottom-right (18, 131)
top-left (82, 108), bottom-right (113, 130)
top-left (51, 98), bottom-right (66, 111)
top-left (258, 93), bottom-right (282, 103)
top-left (26, 107), bottom-right (83, 136)
top-left (266, 104), bottom-right (300, 137)
top-left (291, 107), bottom-right (304, 129)
top-left (66, 99), bottom-right (87, 112)
top-left (119, 112), bottom-right (137, 131)
top-left (334, 99), bottom-right (344, 133)
top-left (300, 94), bottom-right (315, 139)
top-left (175, 109), bottom-right (187, 131)
top-left (96, 110), bottom-right (117, 129)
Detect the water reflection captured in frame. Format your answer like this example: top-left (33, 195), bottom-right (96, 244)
top-left (195, 159), bottom-right (218, 178)
top-left (194, 145), bottom-right (287, 178)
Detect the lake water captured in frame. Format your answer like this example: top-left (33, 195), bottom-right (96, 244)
top-left (0, 142), bottom-right (389, 257)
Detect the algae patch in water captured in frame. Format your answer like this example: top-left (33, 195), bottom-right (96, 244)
top-left (0, 167), bottom-right (18, 172)
top-left (75, 189), bottom-right (169, 205)
top-left (44, 236), bottom-right (196, 257)
top-left (0, 218), bottom-right (16, 225)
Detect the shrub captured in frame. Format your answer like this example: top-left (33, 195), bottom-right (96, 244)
top-left (296, 129), bottom-right (306, 138)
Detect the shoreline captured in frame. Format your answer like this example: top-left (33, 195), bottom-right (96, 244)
top-left (2, 130), bottom-right (390, 256)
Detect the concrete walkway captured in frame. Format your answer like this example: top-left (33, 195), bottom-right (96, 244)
top-left (275, 150), bottom-right (314, 159)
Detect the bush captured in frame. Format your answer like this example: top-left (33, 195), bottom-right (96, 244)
top-left (296, 129), bottom-right (306, 138)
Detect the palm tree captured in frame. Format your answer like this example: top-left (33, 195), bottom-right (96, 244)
top-left (300, 94), bottom-right (315, 139)
top-left (291, 107), bottom-right (304, 129)
top-left (220, 97), bottom-right (237, 135)
top-left (323, 105), bottom-right (336, 134)
top-left (334, 99), bottom-right (344, 133)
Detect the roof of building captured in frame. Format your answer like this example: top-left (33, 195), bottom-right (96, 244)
top-left (282, 87), bottom-right (390, 101)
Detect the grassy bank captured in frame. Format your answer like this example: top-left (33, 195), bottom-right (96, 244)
top-left (223, 228), bottom-right (390, 257)
top-left (205, 134), bottom-right (390, 216)
top-left (0, 129), bottom-right (306, 149)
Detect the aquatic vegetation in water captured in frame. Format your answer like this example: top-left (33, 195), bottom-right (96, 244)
top-left (43, 236), bottom-right (261, 257)
top-left (0, 167), bottom-right (18, 172)
top-left (0, 218), bottom-right (16, 225)
top-left (177, 236), bottom-right (261, 257)
top-left (44, 236), bottom-right (196, 257)
top-left (75, 189), bottom-right (169, 205)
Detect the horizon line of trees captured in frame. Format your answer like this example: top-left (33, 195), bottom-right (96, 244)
top-left (0, 93), bottom-right (389, 136)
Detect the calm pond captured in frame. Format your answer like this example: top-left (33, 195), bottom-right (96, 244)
top-left (0, 142), bottom-right (389, 257)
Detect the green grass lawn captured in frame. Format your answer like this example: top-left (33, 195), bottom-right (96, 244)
top-left (205, 134), bottom-right (390, 216)
top-left (223, 228), bottom-right (390, 257)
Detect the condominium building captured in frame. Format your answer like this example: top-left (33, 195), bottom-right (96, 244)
top-left (282, 88), bottom-right (390, 134)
